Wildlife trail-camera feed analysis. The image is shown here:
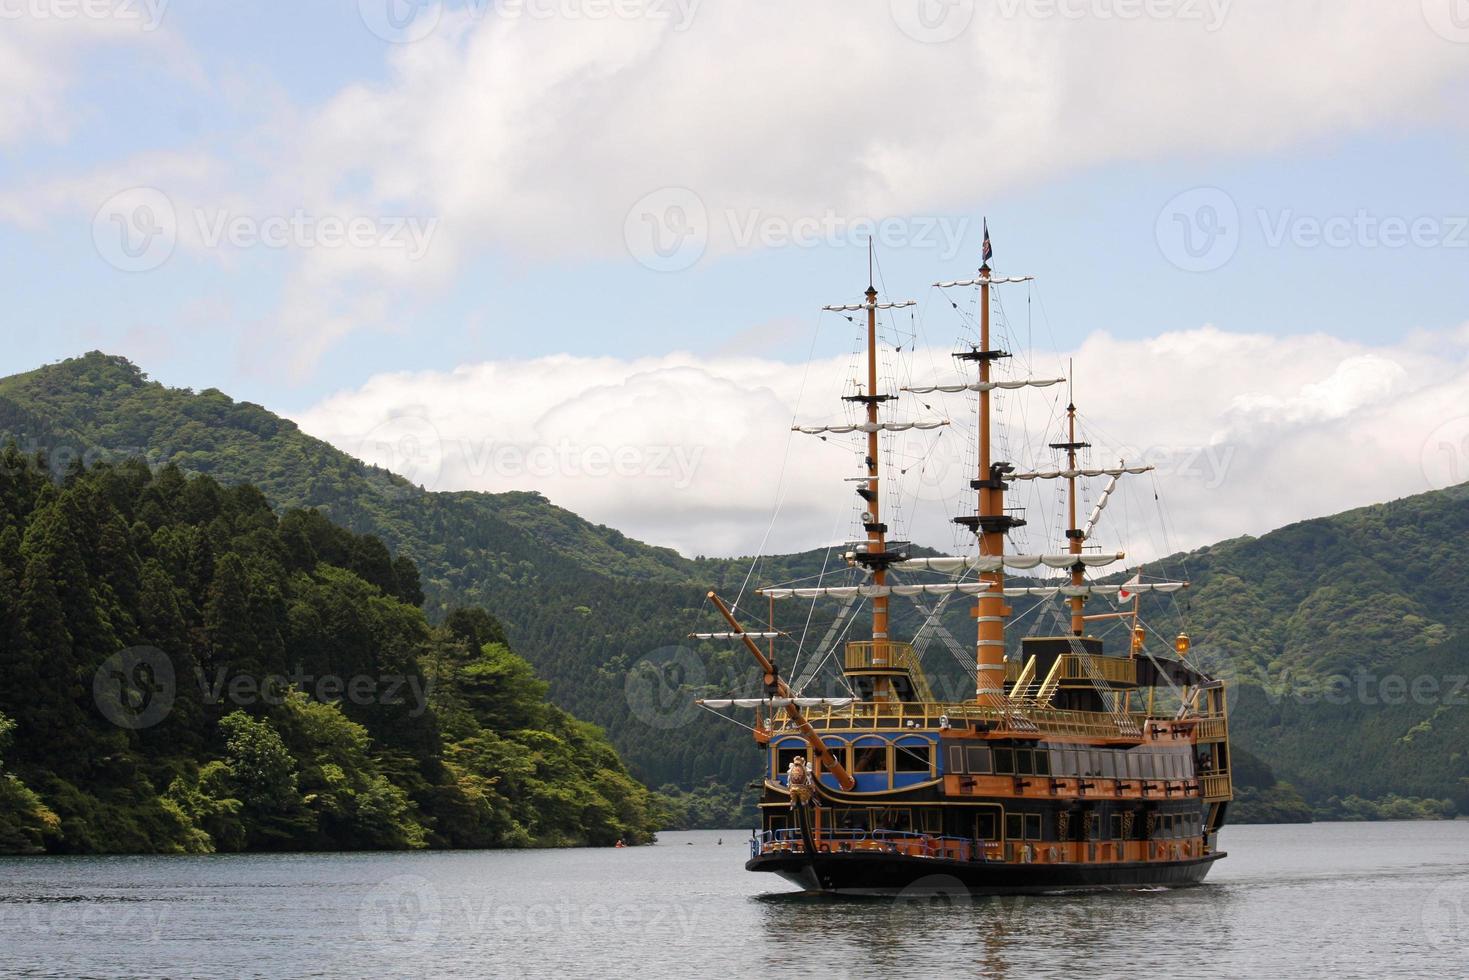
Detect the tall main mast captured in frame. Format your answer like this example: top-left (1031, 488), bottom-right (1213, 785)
top-left (954, 223), bottom-right (1024, 707)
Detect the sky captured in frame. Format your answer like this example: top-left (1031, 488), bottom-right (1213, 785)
top-left (2, 0), bottom-right (1468, 561)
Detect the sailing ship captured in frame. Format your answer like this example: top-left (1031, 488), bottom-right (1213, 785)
top-left (692, 226), bottom-right (1232, 895)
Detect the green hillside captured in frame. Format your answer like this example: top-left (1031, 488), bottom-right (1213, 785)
top-left (0, 449), bottom-right (663, 854)
top-left (2, 352), bottom-right (1465, 819)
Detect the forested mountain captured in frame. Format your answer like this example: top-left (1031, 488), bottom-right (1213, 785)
top-left (2, 352), bottom-right (1466, 822)
top-left (0, 452), bottom-right (663, 854)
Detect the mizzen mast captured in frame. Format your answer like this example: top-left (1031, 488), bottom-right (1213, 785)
top-left (1055, 377), bottom-right (1091, 636)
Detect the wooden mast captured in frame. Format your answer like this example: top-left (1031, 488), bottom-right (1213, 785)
top-left (864, 259), bottom-right (889, 652)
top-left (972, 229), bottom-right (1008, 708)
top-left (707, 591), bottom-right (855, 791)
top-left (1054, 368), bottom-right (1091, 636)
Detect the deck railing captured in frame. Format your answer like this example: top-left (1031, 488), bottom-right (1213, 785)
top-left (1005, 654), bottom-right (1138, 687)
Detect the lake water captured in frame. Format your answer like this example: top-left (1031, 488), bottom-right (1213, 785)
top-left (2, 821), bottom-right (1466, 979)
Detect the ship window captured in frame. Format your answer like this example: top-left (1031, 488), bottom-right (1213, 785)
top-left (774, 745), bottom-right (807, 777)
top-left (976, 811), bottom-right (999, 841)
top-left (1049, 748), bottom-right (1069, 776)
top-left (1014, 748), bottom-right (1033, 775)
top-left (966, 746), bottom-right (992, 774)
top-left (947, 745), bottom-right (965, 774)
top-left (1024, 814), bottom-right (1042, 841)
top-left (919, 810), bottom-right (942, 834)
top-left (1006, 813), bottom-right (1023, 841)
top-left (1064, 748), bottom-right (1081, 776)
top-left (993, 747), bottom-right (1015, 775)
top-left (834, 808), bottom-right (869, 831)
top-left (895, 743), bottom-right (931, 774)
top-left (1033, 750), bottom-right (1050, 777)
top-left (1088, 813), bottom-right (1100, 840)
top-left (874, 809), bottom-right (911, 833)
top-left (1110, 814), bottom-right (1123, 840)
top-left (852, 740), bottom-right (887, 773)
top-left (1100, 752), bottom-right (1117, 779)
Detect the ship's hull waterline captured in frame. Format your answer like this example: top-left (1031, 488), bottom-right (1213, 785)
top-left (747, 850), bottom-right (1224, 896)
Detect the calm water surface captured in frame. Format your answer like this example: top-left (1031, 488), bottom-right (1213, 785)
top-left (2, 822), bottom-right (1466, 979)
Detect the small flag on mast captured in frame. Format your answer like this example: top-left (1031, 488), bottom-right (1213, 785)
top-left (1117, 573), bottom-right (1141, 604)
top-left (982, 219), bottom-right (993, 265)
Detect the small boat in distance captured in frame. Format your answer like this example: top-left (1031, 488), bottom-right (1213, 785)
top-left (692, 226), bottom-right (1232, 895)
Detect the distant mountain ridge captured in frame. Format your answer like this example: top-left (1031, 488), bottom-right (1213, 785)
top-left (3, 352), bottom-right (1466, 815)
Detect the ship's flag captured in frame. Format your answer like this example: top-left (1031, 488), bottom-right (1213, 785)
top-left (1117, 573), bottom-right (1141, 603)
top-left (982, 219), bottom-right (993, 264)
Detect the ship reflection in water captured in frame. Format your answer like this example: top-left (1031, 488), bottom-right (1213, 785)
top-left (752, 882), bottom-right (1240, 978)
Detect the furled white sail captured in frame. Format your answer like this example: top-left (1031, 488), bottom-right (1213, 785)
top-left (901, 378), bottom-right (1067, 395)
top-left (760, 581), bottom-right (1187, 600)
top-left (822, 300), bottom-right (917, 312)
top-left (689, 632), bottom-right (782, 640)
top-left (895, 553), bottom-right (1125, 573)
top-left (934, 275), bottom-right (1036, 288)
top-left (1084, 476), bottom-right (1119, 537)
top-left (698, 697), bottom-right (856, 709)
top-left (793, 420), bottom-right (949, 435)
top-left (1009, 466), bottom-right (1155, 481)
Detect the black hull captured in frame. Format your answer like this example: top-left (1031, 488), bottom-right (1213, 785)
top-left (746, 850), bottom-right (1225, 896)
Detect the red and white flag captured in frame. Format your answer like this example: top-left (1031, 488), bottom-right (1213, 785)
top-left (1117, 574), bottom-right (1142, 603)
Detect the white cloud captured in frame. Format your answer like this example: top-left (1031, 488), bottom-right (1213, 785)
top-left (291, 322), bottom-right (1469, 562)
top-left (297, 0), bottom-right (1467, 264)
top-left (0, 13), bottom-right (178, 146)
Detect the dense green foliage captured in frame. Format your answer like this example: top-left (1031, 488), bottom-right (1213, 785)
top-left (3, 352), bottom-right (1467, 823)
top-left (0, 450), bottom-right (662, 853)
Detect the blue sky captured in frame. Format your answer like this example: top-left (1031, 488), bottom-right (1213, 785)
top-left (2, 1), bottom-right (1468, 555)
